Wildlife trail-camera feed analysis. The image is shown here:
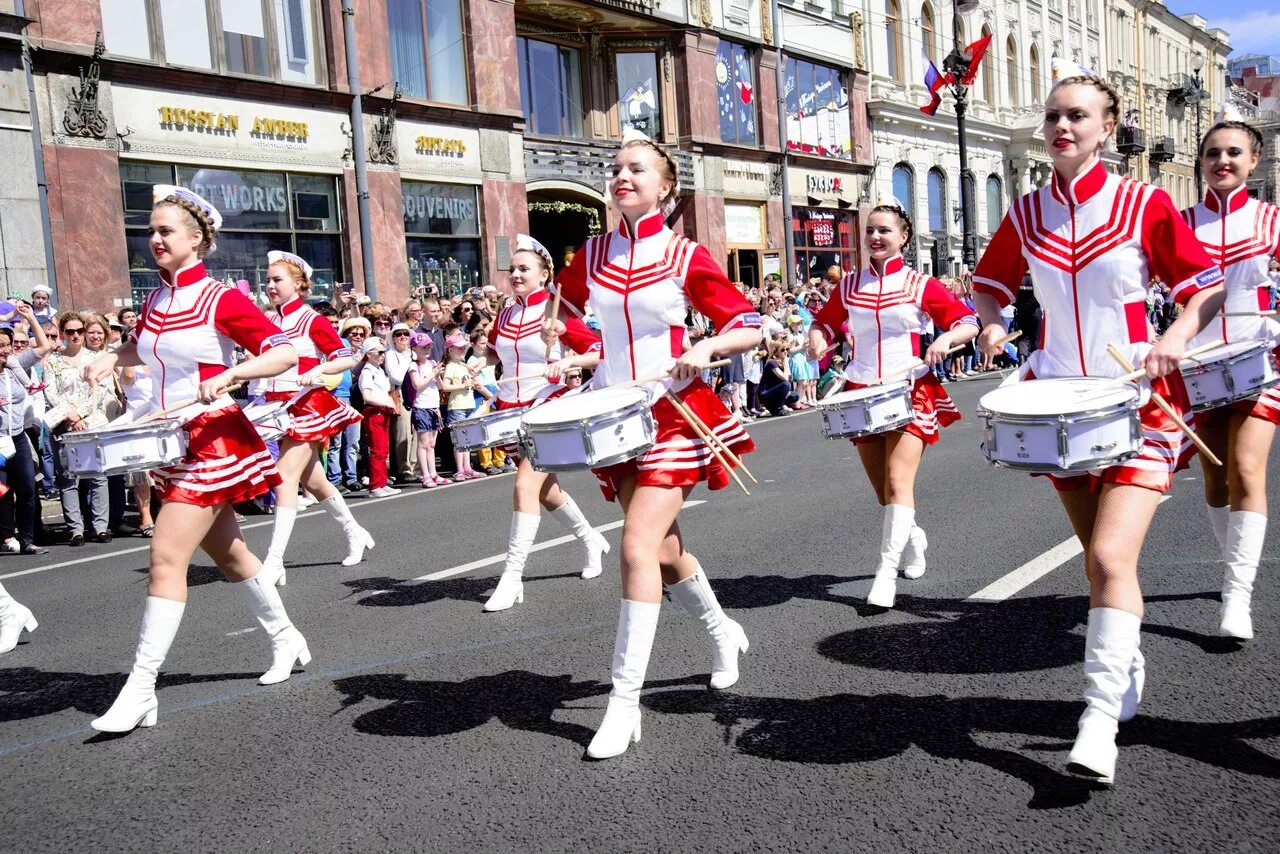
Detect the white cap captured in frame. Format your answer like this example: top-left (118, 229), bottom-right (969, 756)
top-left (30, 285), bottom-right (51, 296)
top-left (1216, 102), bottom-right (1246, 123)
top-left (152, 184), bottom-right (223, 230)
top-left (1051, 57), bottom-right (1100, 81)
top-left (514, 233), bottom-right (554, 270)
top-left (874, 192), bottom-right (906, 209)
top-left (361, 338), bottom-right (386, 355)
top-left (267, 250), bottom-right (314, 279)
top-left (391, 322), bottom-right (411, 334)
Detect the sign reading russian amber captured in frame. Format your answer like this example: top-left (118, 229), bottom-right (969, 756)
top-left (158, 107), bottom-right (239, 133)
top-left (251, 117), bottom-right (309, 140)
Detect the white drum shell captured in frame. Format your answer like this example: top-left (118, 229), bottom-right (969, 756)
top-left (977, 380), bottom-right (1142, 473)
top-left (451, 407), bottom-right (527, 451)
top-left (59, 420), bottom-right (188, 478)
top-left (1180, 341), bottom-right (1280, 412)
top-left (243, 402), bottom-right (292, 443)
top-left (519, 393), bottom-right (656, 472)
top-left (817, 383), bottom-right (913, 439)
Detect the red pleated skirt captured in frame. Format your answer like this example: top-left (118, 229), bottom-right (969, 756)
top-left (152, 406), bottom-right (282, 506)
top-left (266, 388), bottom-right (362, 443)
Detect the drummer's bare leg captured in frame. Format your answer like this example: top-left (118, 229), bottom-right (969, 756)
top-left (92, 500), bottom-right (217, 732)
top-left (133, 480), bottom-right (154, 530)
top-left (856, 437), bottom-right (889, 505)
top-left (204, 504), bottom-right (309, 685)
top-left (861, 433), bottom-right (922, 605)
top-left (1198, 410), bottom-right (1232, 554)
top-left (260, 439), bottom-right (311, 585)
top-left (484, 459), bottom-right (547, 611)
top-left (540, 472), bottom-right (609, 579)
top-left (1218, 412), bottom-right (1274, 639)
top-left (1066, 483), bottom-right (1158, 784)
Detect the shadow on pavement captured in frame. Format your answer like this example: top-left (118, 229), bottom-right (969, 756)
top-left (0, 667), bottom-right (260, 722)
top-left (642, 689), bottom-right (1280, 809)
top-left (131, 564), bottom-right (225, 587)
top-left (345, 573), bottom-right (585, 608)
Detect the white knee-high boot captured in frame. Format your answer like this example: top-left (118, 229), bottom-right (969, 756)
top-left (91, 596), bottom-right (185, 732)
top-left (261, 506), bottom-right (296, 587)
top-left (668, 564), bottom-right (749, 689)
top-left (238, 576), bottom-right (310, 685)
top-left (0, 582), bottom-right (36, 654)
top-left (484, 512), bottom-right (540, 612)
top-left (868, 504), bottom-right (915, 608)
top-left (587, 599), bottom-right (660, 760)
top-left (320, 494), bottom-right (375, 567)
top-left (549, 494), bottom-right (610, 579)
top-left (1067, 607), bottom-right (1142, 784)
top-left (1207, 504), bottom-right (1230, 560)
top-left (901, 526), bottom-right (928, 579)
top-left (1221, 511), bottom-right (1267, 640)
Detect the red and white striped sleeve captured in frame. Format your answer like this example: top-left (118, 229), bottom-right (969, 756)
top-left (684, 245), bottom-right (761, 333)
top-left (921, 277), bottom-right (979, 330)
top-left (811, 277), bottom-right (849, 340)
top-left (1141, 188), bottom-right (1223, 305)
top-left (559, 317), bottom-right (603, 355)
top-left (972, 212), bottom-right (1027, 309)
top-left (307, 313), bottom-right (351, 359)
top-left (554, 246), bottom-right (590, 317)
top-left (213, 289), bottom-right (290, 355)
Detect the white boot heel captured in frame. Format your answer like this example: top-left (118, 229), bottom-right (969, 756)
top-left (342, 528), bottom-right (375, 567)
top-left (586, 700), bottom-right (642, 759)
top-left (0, 604), bottom-right (37, 653)
top-left (484, 572), bottom-right (525, 611)
top-left (260, 628), bottom-right (310, 685)
top-left (670, 566), bottom-right (748, 689)
top-left (866, 569), bottom-right (898, 608)
top-left (867, 505), bottom-right (915, 608)
top-left (549, 496), bottom-right (609, 579)
top-left (581, 534), bottom-right (610, 580)
top-left (901, 527), bottom-right (928, 579)
top-left (1220, 511), bottom-right (1266, 641)
top-left (1069, 607), bottom-right (1141, 785)
top-left (92, 685), bottom-right (160, 733)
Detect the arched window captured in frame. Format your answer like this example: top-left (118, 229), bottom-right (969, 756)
top-left (885, 0), bottom-right (903, 80)
top-left (980, 26), bottom-right (995, 104)
top-left (1006, 36), bottom-right (1019, 106)
top-left (986, 175), bottom-right (1002, 234)
top-left (921, 3), bottom-right (936, 63)
top-left (1029, 45), bottom-right (1041, 103)
top-left (927, 168), bottom-right (947, 234)
top-left (892, 163), bottom-right (915, 221)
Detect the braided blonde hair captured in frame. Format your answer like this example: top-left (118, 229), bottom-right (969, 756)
top-left (155, 196), bottom-right (218, 258)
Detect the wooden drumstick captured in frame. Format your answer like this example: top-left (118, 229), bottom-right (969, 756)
top-left (1080, 339), bottom-right (1225, 393)
top-left (664, 391), bottom-right (750, 496)
top-left (139, 383), bottom-right (244, 423)
top-left (1105, 343), bottom-right (1222, 467)
top-left (666, 393), bottom-right (758, 484)
top-left (614, 359), bottom-right (733, 390)
top-left (495, 369), bottom-right (547, 386)
top-left (1220, 310), bottom-right (1278, 317)
top-left (870, 333), bottom-right (1011, 386)
top-left (543, 285), bottom-right (563, 360)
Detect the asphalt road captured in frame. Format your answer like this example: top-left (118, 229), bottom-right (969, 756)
top-left (2, 372), bottom-right (1278, 852)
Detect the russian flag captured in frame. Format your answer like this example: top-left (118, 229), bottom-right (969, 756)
top-left (920, 53), bottom-right (951, 116)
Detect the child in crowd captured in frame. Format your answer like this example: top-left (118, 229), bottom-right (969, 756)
top-left (439, 332), bottom-right (486, 482)
top-left (469, 329), bottom-right (508, 474)
top-left (408, 333), bottom-right (447, 488)
top-left (357, 337), bottom-right (399, 497)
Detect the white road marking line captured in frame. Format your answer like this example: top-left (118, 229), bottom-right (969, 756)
top-left (225, 627), bottom-right (257, 637)
top-left (403, 500), bottom-right (708, 585)
top-left (0, 476), bottom-right (511, 582)
top-left (968, 495), bottom-right (1171, 602)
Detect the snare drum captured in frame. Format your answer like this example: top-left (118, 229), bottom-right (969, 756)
top-left (519, 386), bottom-right (655, 472)
top-left (1179, 340), bottom-right (1280, 411)
top-left (58, 419), bottom-right (188, 479)
top-left (816, 382), bottom-right (913, 439)
top-left (243, 401), bottom-right (292, 443)
top-left (976, 378), bottom-right (1142, 472)
top-left (451, 406), bottom-right (528, 451)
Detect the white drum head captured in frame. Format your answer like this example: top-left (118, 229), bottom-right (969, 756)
top-left (1183, 340), bottom-right (1270, 365)
top-left (979, 378), bottom-right (1137, 416)
top-left (821, 382), bottom-right (909, 406)
top-left (522, 386), bottom-right (649, 426)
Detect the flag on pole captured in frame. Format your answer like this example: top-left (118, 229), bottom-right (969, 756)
top-left (958, 34), bottom-right (993, 86)
top-left (920, 53), bottom-right (952, 116)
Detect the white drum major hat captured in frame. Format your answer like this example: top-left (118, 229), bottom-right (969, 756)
top-left (152, 184), bottom-right (223, 230)
top-left (267, 250), bottom-right (314, 279)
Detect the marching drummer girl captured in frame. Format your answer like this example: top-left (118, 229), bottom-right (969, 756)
top-left (1180, 108), bottom-right (1280, 641)
top-left (83, 186), bottom-right (311, 733)
top-left (258, 250), bottom-right (370, 587)
top-left (480, 233), bottom-right (608, 613)
top-left (807, 196), bottom-right (978, 609)
top-left (547, 129), bottom-right (761, 759)
top-left (971, 64), bottom-right (1226, 784)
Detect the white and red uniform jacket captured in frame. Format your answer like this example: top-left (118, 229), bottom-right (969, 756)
top-left (135, 261), bottom-right (290, 418)
top-left (974, 159), bottom-right (1224, 380)
top-left (263, 297), bottom-right (352, 393)
top-left (1181, 185), bottom-right (1280, 349)
top-left (487, 287), bottom-right (601, 408)
top-left (811, 256), bottom-right (977, 384)
top-left (557, 210), bottom-right (762, 399)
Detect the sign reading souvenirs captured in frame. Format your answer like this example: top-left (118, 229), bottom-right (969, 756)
top-left (402, 182), bottom-right (480, 236)
top-left (158, 106), bottom-right (309, 140)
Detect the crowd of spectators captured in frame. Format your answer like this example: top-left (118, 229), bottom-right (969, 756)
top-left (6, 256), bottom-right (1275, 552)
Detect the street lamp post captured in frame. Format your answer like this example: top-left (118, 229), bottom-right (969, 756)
top-left (943, 0), bottom-right (980, 273)
top-left (1191, 53), bottom-right (1206, 199)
